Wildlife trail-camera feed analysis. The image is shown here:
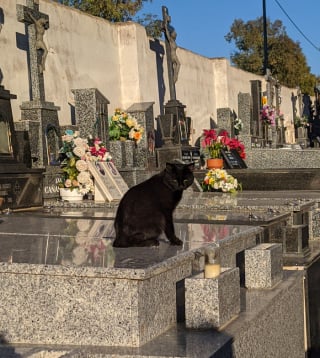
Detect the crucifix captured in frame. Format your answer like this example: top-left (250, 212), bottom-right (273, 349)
top-left (162, 6), bottom-right (180, 101)
top-left (17, 0), bottom-right (49, 101)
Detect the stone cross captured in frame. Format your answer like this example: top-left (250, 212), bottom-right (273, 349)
top-left (17, 0), bottom-right (49, 101)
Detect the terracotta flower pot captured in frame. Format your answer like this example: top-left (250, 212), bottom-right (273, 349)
top-left (206, 158), bottom-right (223, 169)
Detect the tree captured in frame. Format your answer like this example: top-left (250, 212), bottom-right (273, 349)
top-left (54, 0), bottom-right (153, 23)
top-left (54, 0), bottom-right (162, 37)
top-left (225, 17), bottom-right (317, 94)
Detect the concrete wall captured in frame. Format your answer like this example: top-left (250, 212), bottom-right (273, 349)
top-left (0, 0), bottom-right (298, 146)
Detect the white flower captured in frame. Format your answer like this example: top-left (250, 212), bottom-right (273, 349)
top-left (77, 171), bottom-right (91, 184)
top-left (73, 146), bottom-right (86, 158)
top-left (76, 159), bottom-right (88, 172)
top-left (74, 137), bottom-right (87, 148)
top-left (234, 118), bottom-right (243, 131)
top-left (64, 179), bottom-right (72, 188)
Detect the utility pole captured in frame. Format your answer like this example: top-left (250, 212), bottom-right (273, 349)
top-left (263, 0), bottom-right (268, 75)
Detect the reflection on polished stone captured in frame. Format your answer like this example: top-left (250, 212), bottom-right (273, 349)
top-left (0, 215), bottom-right (253, 269)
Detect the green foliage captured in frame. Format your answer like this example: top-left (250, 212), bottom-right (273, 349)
top-left (225, 17), bottom-right (317, 94)
top-left (54, 0), bottom-right (156, 24)
top-left (135, 13), bottom-right (162, 38)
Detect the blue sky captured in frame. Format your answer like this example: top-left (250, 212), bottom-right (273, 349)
top-left (137, 0), bottom-right (320, 77)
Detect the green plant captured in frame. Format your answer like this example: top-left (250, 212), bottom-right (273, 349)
top-left (109, 108), bottom-right (144, 144)
top-left (294, 115), bottom-right (309, 129)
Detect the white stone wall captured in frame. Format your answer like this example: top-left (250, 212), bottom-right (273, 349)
top-left (0, 0), bottom-right (298, 145)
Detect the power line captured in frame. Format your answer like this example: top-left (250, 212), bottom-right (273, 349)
top-left (273, 0), bottom-right (320, 52)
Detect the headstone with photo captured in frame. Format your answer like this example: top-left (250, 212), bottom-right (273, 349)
top-left (88, 161), bottom-right (128, 202)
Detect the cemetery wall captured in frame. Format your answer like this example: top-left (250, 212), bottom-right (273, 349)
top-left (0, 0), bottom-right (297, 145)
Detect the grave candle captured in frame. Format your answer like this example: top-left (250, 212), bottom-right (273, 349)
top-left (204, 249), bottom-right (221, 279)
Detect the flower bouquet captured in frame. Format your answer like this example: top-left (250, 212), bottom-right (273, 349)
top-left (109, 108), bottom-right (144, 144)
top-left (260, 105), bottom-right (275, 126)
top-left (201, 129), bottom-right (246, 160)
top-left (58, 130), bottom-right (112, 195)
top-left (201, 168), bottom-right (241, 193)
top-left (201, 129), bottom-right (228, 159)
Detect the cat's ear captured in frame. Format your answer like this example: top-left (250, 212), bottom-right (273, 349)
top-left (165, 162), bottom-right (174, 171)
top-left (186, 162), bottom-right (195, 172)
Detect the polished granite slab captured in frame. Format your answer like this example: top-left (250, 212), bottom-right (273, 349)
top-left (0, 215), bottom-right (261, 272)
top-left (0, 214), bottom-right (262, 347)
top-left (0, 206), bottom-right (307, 355)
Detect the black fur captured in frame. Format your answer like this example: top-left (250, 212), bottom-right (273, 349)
top-left (112, 161), bottom-right (194, 247)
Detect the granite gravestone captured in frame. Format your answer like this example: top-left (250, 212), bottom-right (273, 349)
top-left (16, 0), bottom-right (61, 168)
top-left (0, 84), bottom-right (43, 209)
top-left (127, 102), bottom-right (156, 169)
top-left (237, 92), bottom-right (254, 151)
top-left (71, 88), bottom-right (110, 144)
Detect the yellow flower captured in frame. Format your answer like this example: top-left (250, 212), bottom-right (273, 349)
top-left (126, 118), bottom-right (135, 128)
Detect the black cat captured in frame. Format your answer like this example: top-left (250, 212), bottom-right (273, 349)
top-left (112, 161), bottom-right (194, 247)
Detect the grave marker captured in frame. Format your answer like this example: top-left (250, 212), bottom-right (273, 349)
top-left (16, 0), bottom-right (61, 168)
top-left (88, 161), bottom-right (128, 202)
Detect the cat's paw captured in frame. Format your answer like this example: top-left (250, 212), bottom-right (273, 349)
top-left (169, 237), bottom-right (183, 246)
top-left (144, 238), bottom-right (160, 247)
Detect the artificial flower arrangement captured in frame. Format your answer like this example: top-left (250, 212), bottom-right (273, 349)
top-left (58, 130), bottom-right (112, 195)
top-left (201, 129), bottom-right (228, 159)
top-left (201, 129), bottom-right (246, 159)
top-left (201, 168), bottom-right (242, 193)
top-left (109, 108), bottom-right (144, 144)
top-left (260, 105), bottom-right (275, 126)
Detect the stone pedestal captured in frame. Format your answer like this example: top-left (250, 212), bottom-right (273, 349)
top-left (285, 224), bottom-right (310, 259)
top-left (127, 102), bottom-right (156, 169)
top-left (217, 108), bottom-right (233, 135)
top-left (185, 267), bottom-right (240, 329)
top-left (72, 88), bottom-right (110, 145)
top-left (156, 145), bottom-right (182, 170)
top-left (109, 140), bottom-right (137, 169)
top-left (245, 243), bottom-right (283, 289)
